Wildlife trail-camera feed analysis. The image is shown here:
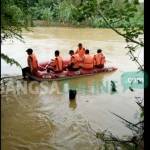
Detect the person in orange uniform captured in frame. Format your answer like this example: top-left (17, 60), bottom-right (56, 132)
top-left (75, 43), bottom-right (85, 60)
top-left (81, 49), bottom-right (94, 70)
top-left (27, 48), bottom-right (38, 74)
top-left (22, 48), bottom-right (38, 78)
top-left (94, 49), bottom-right (106, 68)
top-left (67, 50), bottom-right (81, 71)
top-left (47, 50), bottom-right (63, 73)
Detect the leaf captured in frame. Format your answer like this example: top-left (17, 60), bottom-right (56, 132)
top-left (124, 0), bottom-right (129, 3)
top-left (1, 53), bottom-right (22, 69)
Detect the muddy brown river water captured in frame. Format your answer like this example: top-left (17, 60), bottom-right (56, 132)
top-left (1, 27), bottom-right (143, 150)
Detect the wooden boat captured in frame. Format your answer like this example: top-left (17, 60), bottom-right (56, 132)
top-left (25, 61), bottom-right (117, 81)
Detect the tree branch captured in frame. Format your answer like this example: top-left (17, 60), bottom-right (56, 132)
top-left (98, 10), bottom-right (144, 47)
top-left (110, 112), bottom-right (141, 130)
top-left (128, 49), bottom-right (144, 71)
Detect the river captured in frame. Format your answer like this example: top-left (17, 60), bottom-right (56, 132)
top-left (1, 27), bottom-right (144, 150)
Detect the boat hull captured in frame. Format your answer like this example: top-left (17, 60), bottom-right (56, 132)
top-left (25, 61), bottom-right (117, 81)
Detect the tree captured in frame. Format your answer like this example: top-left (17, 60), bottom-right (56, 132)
top-left (97, 0), bottom-right (144, 70)
top-left (1, 0), bottom-right (38, 41)
top-left (73, 0), bottom-right (97, 23)
top-left (1, 0), bottom-right (27, 67)
top-left (1, 0), bottom-right (24, 41)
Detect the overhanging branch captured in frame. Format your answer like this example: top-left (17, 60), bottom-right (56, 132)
top-left (98, 10), bottom-right (144, 47)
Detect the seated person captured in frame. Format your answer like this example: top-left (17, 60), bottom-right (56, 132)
top-left (75, 43), bottom-right (85, 60)
top-left (47, 50), bottom-right (63, 73)
top-left (94, 49), bottom-right (106, 68)
top-left (67, 50), bottom-right (81, 71)
top-left (80, 49), bottom-right (94, 70)
top-left (22, 48), bottom-right (38, 78)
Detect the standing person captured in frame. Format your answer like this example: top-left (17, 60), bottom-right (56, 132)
top-left (47, 50), bottom-right (63, 73)
top-left (75, 43), bottom-right (85, 60)
top-left (81, 49), bottom-right (94, 70)
top-left (22, 48), bottom-right (38, 78)
top-left (94, 49), bottom-right (106, 68)
top-left (67, 50), bottom-right (81, 71)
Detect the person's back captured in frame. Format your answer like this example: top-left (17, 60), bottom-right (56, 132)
top-left (55, 55), bottom-right (63, 71)
top-left (49, 50), bottom-right (63, 72)
top-left (94, 53), bottom-right (101, 66)
top-left (22, 48), bottom-right (38, 78)
top-left (72, 53), bottom-right (81, 67)
top-left (26, 49), bottom-right (38, 74)
top-left (68, 50), bottom-right (80, 71)
top-left (81, 49), bottom-right (94, 69)
top-left (28, 53), bottom-right (38, 70)
top-left (100, 53), bottom-right (105, 65)
top-left (94, 49), bottom-right (105, 68)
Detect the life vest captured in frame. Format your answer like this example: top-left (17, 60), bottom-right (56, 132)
top-left (94, 53), bottom-right (106, 66)
top-left (70, 54), bottom-right (81, 68)
top-left (27, 53), bottom-right (38, 71)
top-left (54, 56), bottom-right (63, 71)
top-left (75, 47), bottom-right (85, 58)
top-left (82, 54), bottom-right (94, 69)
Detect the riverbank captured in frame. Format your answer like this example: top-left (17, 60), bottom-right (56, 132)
top-left (32, 20), bottom-right (109, 28)
top-left (31, 20), bottom-right (131, 30)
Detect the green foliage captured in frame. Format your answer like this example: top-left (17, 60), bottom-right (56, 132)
top-left (1, 0), bottom-right (29, 67)
top-left (40, 8), bottom-right (54, 22)
top-left (1, 53), bottom-right (22, 68)
top-left (58, 0), bottom-right (76, 23)
top-left (1, 0), bottom-right (39, 40)
top-left (1, 0), bottom-right (143, 28)
top-left (18, 0), bottom-right (143, 28)
top-left (87, 16), bottom-right (105, 28)
top-left (97, 0), bottom-right (143, 28)
top-left (1, 0), bottom-right (24, 40)
top-left (74, 0), bottom-right (98, 23)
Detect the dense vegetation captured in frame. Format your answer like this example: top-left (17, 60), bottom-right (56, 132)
top-left (1, 0), bottom-right (143, 29)
top-left (30, 0), bottom-right (143, 28)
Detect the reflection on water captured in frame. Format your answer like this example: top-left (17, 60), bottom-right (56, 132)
top-left (69, 99), bottom-right (77, 110)
top-left (1, 76), bottom-right (143, 150)
top-left (1, 72), bottom-right (120, 96)
top-left (1, 27), bottom-right (143, 150)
